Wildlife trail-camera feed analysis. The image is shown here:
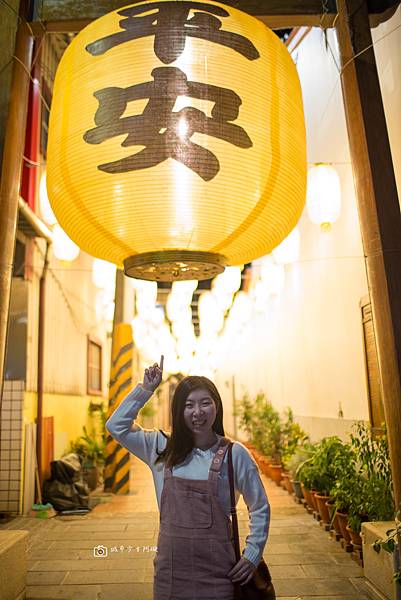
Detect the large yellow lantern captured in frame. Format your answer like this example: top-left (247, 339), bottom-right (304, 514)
top-left (47, 0), bottom-right (306, 281)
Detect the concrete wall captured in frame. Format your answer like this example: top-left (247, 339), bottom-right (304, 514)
top-left (26, 243), bottom-right (111, 395)
top-left (24, 242), bottom-right (111, 457)
top-left (215, 12), bottom-right (401, 440)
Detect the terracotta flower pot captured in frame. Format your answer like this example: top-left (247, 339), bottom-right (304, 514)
top-left (83, 465), bottom-right (99, 491)
top-left (292, 480), bottom-right (304, 500)
top-left (310, 490), bottom-right (319, 512)
top-left (259, 457), bottom-right (271, 477)
top-left (336, 510), bottom-right (352, 544)
top-left (300, 483), bottom-right (314, 511)
top-left (315, 493), bottom-right (331, 524)
top-left (269, 464), bottom-right (283, 486)
top-left (326, 501), bottom-right (342, 537)
top-left (346, 524), bottom-right (363, 547)
top-left (282, 473), bottom-right (294, 495)
top-left (288, 480), bottom-right (294, 494)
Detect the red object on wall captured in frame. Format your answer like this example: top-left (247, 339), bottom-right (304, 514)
top-left (21, 45), bottom-right (41, 212)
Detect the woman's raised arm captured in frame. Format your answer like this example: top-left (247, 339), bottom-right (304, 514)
top-left (105, 357), bottom-right (164, 465)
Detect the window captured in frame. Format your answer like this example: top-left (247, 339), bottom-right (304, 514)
top-left (87, 337), bottom-right (102, 395)
top-left (360, 297), bottom-right (385, 431)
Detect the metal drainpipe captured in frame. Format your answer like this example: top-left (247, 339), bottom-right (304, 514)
top-left (36, 242), bottom-right (49, 488)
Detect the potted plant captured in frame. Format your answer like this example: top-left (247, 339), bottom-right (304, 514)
top-left (332, 423), bottom-right (394, 551)
top-left (68, 400), bottom-right (107, 491)
top-left (297, 437), bottom-right (352, 523)
top-left (281, 412), bottom-right (309, 495)
top-left (287, 445), bottom-right (314, 501)
top-left (297, 446), bottom-right (319, 513)
top-left (348, 423), bottom-right (394, 547)
top-left (238, 392), bottom-right (276, 477)
top-left (312, 437), bottom-right (353, 526)
top-left (261, 406), bottom-right (282, 484)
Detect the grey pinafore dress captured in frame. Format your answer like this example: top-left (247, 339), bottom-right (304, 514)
top-left (153, 437), bottom-right (236, 600)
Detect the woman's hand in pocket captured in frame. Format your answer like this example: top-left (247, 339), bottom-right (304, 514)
top-left (227, 556), bottom-right (257, 585)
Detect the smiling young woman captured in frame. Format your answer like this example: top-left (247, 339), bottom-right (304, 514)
top-left (106, 356), bottom-right (270, 600)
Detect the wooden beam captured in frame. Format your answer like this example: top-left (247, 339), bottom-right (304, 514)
top-left (337, 0), bottom-right (401, 508)
top-left (29, 0), bottom-right (399, 33)
top-left (0, 22), bottom-right (33, 396)
top-left (37, 0), bottom-right (337, 22)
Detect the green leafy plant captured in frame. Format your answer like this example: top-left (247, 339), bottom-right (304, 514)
top-left (298, 437), bottom-right (353, 496)
top-left (332, 422), bottom-right (394, 533)
top-left (238, 394), bottom-right (308, 465)
top-left (259, 403), bottom-right (281, 462)
top-left (281, 409), bottom-right (309, 469)
top-left (69, 426), bottom-right (106, 467)
top-left (68, 400), bottom-right (107, 467)
top-left (80, 426), bottom-right (106, 466)
top-left (238, 392), bottom-right (277, 454)
top-left (237, 392), bottom-right (254, 440)
top-left (286, 444), bottom-right (315, 480)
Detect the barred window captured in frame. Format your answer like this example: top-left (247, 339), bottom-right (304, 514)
top-left (87, 337), bottom-right (102, 395)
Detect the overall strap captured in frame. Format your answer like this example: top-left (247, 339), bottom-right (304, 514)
top-left (208, 436), bottom-right (230, 490)
top-left (227, 442), bottom-right (241, 562)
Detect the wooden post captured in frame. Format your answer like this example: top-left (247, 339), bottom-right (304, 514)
top-left (336, 0), bottom-right (401, 508)
top-left (112, 269), bottom-right (125, 329)
top-left (0, 22), bottom-right (33, 398)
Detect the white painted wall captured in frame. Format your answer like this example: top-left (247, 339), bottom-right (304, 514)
top-left (213, 12), bottom-right (401, 438)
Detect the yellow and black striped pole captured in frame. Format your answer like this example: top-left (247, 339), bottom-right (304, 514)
top-left (104, 322), bottom-right (133, 494)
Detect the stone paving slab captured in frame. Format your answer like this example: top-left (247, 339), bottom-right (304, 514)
top-left (26, 571), bottom-right (67, 586)
top-left (266, 553), bottom-right (335, 565)
top-left (301, 564), bottom-right (364, 578)
top-left (270, 565), bottom-right (306, 578)
top-left (63, 569), bottom-right (147, 584)
top-left (26, 584), bottom-right (101, 599)
top-left (274, 578), bottom-right (364, 596)
top-left (98, 583), bottom-right (153, 600)
top-left (29, 558), bottom-right (155, 571)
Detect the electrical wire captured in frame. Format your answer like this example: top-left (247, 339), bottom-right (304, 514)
top-left (312, 17), bottom-right (401, 141)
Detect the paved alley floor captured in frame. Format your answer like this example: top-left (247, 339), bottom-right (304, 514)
top-left (1, 456), bottom-right (382, 600)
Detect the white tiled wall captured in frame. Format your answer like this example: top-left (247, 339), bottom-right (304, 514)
top-left (0, 380), bottom-right (24, 513)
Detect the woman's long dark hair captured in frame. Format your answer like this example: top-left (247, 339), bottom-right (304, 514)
top-left (155, 376), bottom-right (225, 468)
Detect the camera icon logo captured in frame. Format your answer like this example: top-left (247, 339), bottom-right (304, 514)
top-left (93, 545), bottom-right (108, 558)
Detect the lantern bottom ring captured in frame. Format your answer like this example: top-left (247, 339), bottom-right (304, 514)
top-left (123, 250), bottom-right (226, 282)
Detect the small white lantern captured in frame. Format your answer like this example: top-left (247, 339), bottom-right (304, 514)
top-left (131, 315), bottom-right (148, 349)
top-left (212, 266), bottom-right (242, 295)
top-left (133, 280), bottom-right (157, 316)
top-left (171, 280), bottom-right (198, 297)
top-left (306, 164), bottom-right (341, 230)
top-left (198, 292), bottom-right (224, 335)
top-left (229, 291), bottom-right (253, 325)
top-left (52, 224), bottom-right (80, 261)
top-left (92, 258), bottom-right (116, 292)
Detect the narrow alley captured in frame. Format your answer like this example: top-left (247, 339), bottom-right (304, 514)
top-left (1, 455), bottom-right (375, 600)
